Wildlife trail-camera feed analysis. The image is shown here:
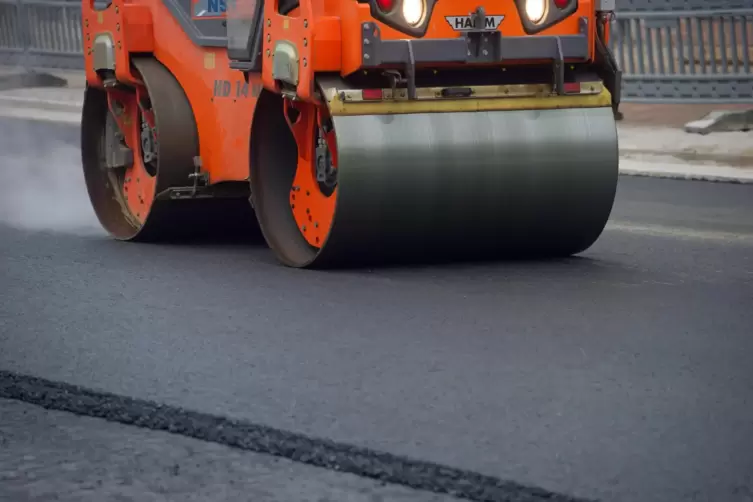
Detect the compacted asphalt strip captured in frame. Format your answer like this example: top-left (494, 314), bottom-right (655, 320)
top-left (0, 375), bottom-right (588, 502)
top-left (0, 397), bottom-right (474, 502)
top-left (1, 116), bottom-right (752, 502)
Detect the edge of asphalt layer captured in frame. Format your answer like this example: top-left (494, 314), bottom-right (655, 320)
top-left (0, 370), bottom-right (595, 502)
top-left (618, 163), bottom-right (753, 184)
top-left (1, 95), bottom-right (752, 183)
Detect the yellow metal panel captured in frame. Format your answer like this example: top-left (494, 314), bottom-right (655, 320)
top-left (325, 87), bottom-right (613, 116)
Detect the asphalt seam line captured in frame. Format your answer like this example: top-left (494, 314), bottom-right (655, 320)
top-left (0, 370), bottom-right (594, 502)
top-left (606, 222), bottom-right (753, 244)
top-left (619, 170), bottom-right (753, 184)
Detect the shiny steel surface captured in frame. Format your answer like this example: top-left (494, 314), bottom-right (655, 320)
top-left (257, 104), bottom-right (619, 267)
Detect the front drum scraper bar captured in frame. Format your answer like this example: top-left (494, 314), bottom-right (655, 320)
top-left (360, 8), bottom-right (591, 98)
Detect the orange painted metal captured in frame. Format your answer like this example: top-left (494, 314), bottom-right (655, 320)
top-left (106, 86), bottom-right (158, 222)
top-left (336, 0), bottom-right (597, 75)
top-left (81, 0), bottom-right (603, 187)
top-left (284, 99), bottom-right (338, 247)
top-left (82, 0), bottom-right (259, 184)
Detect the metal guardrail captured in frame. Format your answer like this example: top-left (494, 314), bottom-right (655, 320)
top-left (0, 0), bottom-right (751, 103)
top-left (0, 0), bottom-right (83, 70)
top-left (610, 0), bottom-right (753, 103)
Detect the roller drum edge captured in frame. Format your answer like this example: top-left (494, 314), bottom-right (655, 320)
top-left (314, 105), bottom-right (618, 268)
top-left (81, 58), bottom-right (256, 242)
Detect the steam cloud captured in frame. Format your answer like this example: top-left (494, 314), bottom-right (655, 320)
top-left (0, 116), bottom-right (103, 236)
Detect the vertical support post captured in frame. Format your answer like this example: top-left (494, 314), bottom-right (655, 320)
top-left (18, 0), bottom-right (30, 71)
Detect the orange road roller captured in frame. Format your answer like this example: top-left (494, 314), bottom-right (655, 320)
top-left (80, 0), bottom-right (622, 268)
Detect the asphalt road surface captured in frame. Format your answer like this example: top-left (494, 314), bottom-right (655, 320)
top-left (0, 398), bottom-right (462, 502)
top-left (1, 117), bottom-right (752, 502)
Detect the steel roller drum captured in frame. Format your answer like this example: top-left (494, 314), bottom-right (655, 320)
top-left (81, 58), bottom-right (257, 242)
top-left (255, 104), bottom-right (619, 268)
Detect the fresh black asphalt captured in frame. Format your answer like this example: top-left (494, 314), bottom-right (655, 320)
top-left (1, 117), bottom-right (752, 502)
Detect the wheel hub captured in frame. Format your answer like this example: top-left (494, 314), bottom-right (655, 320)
top-left (315, 133), bottom-right (337, 195)
top-left (140, 116), bottom-right (157, 164)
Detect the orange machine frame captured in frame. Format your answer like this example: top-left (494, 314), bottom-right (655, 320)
top-left (81, 0), bottom-right (608, 185)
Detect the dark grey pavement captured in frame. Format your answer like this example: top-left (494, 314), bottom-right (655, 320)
top-left (0, 398), bottom-right (463, 502)
top-left (1, 117), bottom-right (753, 502)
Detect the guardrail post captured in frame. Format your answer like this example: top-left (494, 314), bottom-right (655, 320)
top-left (17, 0), bottom-right (29, 70)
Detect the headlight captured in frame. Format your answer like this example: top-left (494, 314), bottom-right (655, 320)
top-left (525, 0), bottom-right (546, 23)
top-left (401, 0), bottom-right (425, 26)
top-left (367, 0), bottom-right (436, 37)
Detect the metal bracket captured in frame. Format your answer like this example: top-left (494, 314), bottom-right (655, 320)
top-left (105, 133), bottom-right (133, 170)
top-left (404, 41), bottom-right (417, 100)
top-left (361, 22), bottom-right (418, 99)
top-left (594, 12), bottom-right (622, 117)
top-left (382, 69), bottom-right (403, 96)
top-left (103, 111), bottom-right (133, 170)
top-left (359, 14), bottom-right (591, 97)
top-left (595, 0), bottom-right (615, 12)
top-left (188, 156), bottom-right (209, 198)
top-left (463, 6), bottom-right (501, 63)
top-left (158, 182), bottom-right (251, 201)
top-left (466, 6), bottom-right (487, 59)
top-left (552, 37), bottom-right (565, 95)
